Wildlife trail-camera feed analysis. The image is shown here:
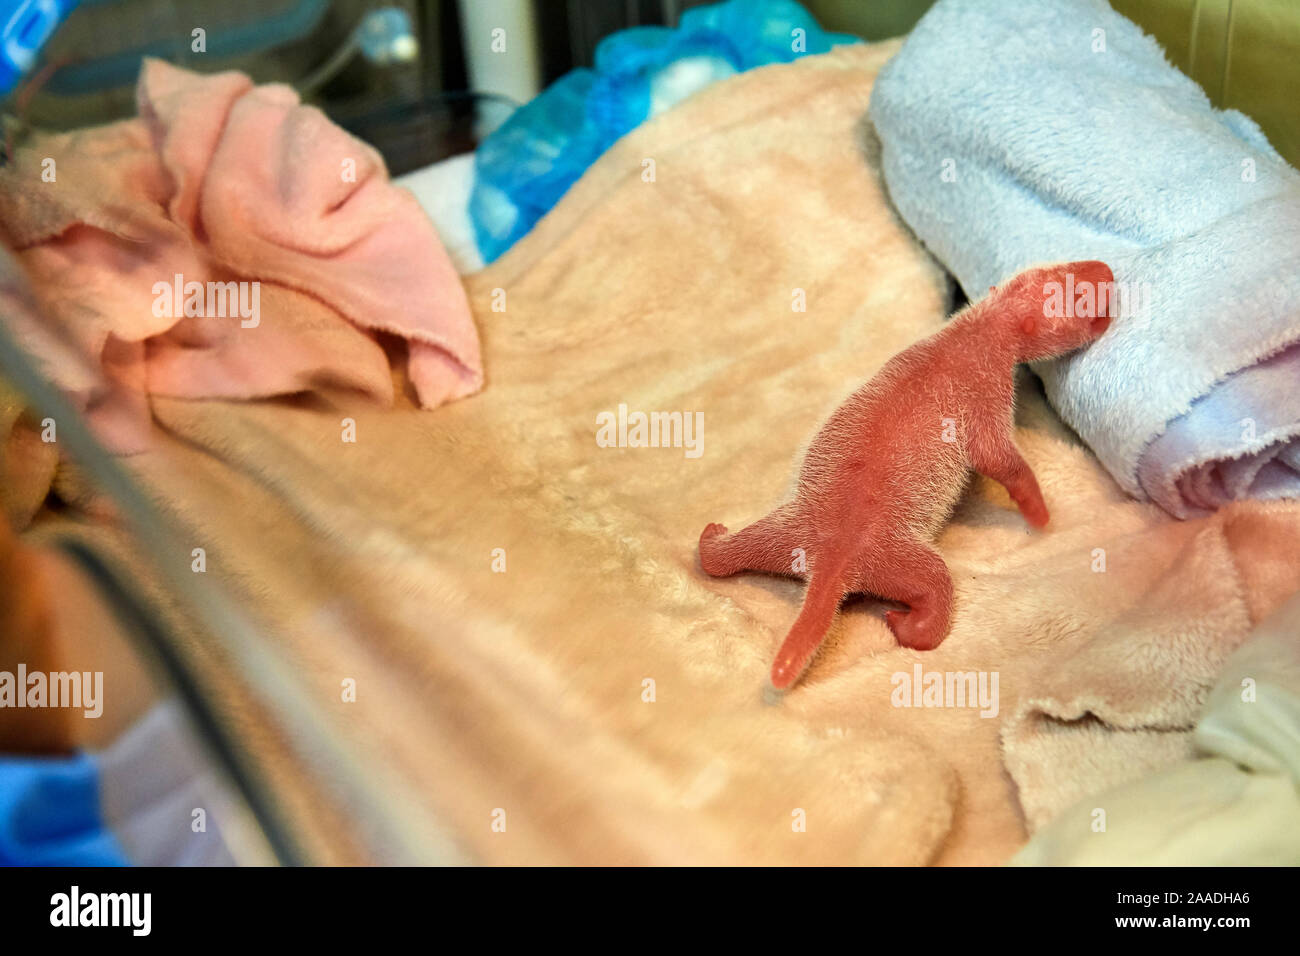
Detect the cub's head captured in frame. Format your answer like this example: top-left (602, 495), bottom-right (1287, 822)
top-left (993, 260), bottom-right (1114, 361)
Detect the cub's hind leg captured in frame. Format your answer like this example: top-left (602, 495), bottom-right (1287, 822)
top-left (699, 506), bottom-right (807, 578)
top-left (856, 538), bottom-right (954, 650)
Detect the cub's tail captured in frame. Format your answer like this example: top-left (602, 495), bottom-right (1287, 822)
top-left (768, 561), bottom-right (847, 692)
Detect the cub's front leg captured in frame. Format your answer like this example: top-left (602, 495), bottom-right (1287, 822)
top-left (969, 434), bottom-right (1049, 528)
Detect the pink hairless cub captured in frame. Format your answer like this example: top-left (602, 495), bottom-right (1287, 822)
top-left (699, 260), bottom-right (1115, 692)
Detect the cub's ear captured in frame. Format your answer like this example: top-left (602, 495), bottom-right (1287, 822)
top-left (1021, 313), bottom-right (1038, 336)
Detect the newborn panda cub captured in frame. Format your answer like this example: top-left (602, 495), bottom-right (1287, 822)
top-left (699, 260), bottom-right (1114, 692)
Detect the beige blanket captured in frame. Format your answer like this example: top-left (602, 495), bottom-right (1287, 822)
top-left (11, 41), bottom-right (1300, 864)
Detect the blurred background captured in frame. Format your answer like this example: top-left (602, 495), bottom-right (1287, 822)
top-left (9, 0), bottom-right (1298, 174)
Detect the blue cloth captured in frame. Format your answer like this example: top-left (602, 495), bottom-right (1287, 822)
top-left (0, 752), bottom-right (129, 866)
top-left (0, 703), bottom-right (240, 867)
top-left (870, 0), bottom-right (1300, 516)
top-left (470, 0), bottom-right (857, 262)
top-left (0, 0), bottom-right (80, 96)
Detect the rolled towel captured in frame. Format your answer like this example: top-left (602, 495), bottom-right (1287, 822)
top-left (870, 0), bottom-right (1300, 517)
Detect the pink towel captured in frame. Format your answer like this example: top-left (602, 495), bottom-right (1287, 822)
top-left (0, 59), bottom-right (482, 451)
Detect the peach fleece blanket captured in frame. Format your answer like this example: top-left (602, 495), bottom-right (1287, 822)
top-left (8, 42), bottom-right (1300, 864)
top-left (0, 59), bottom-right (481, 453)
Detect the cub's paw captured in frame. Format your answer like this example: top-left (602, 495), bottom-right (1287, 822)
top-left (885, 608), bottom-right (947, 651)
top-left (698, 523), bottom-right (731, 577)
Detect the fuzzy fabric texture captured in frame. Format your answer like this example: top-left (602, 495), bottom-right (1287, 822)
top-left (0, 59), bottom-right (481, 453)
top-left (1001, 503), bottom-right (1300, 835)
top-left (869, 0), bottom-right (1300, 518)
top-left (1015, 587), bottom-right (1300, 864)
top-left (8, 43), bottom-right (1300, 864)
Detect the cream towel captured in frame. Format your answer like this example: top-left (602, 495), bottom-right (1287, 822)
top-left (1014, 588), bottom-right (1300, 864)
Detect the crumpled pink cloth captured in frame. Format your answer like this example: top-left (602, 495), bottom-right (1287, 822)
top-left (0, 59), bottom-right (482, 452)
